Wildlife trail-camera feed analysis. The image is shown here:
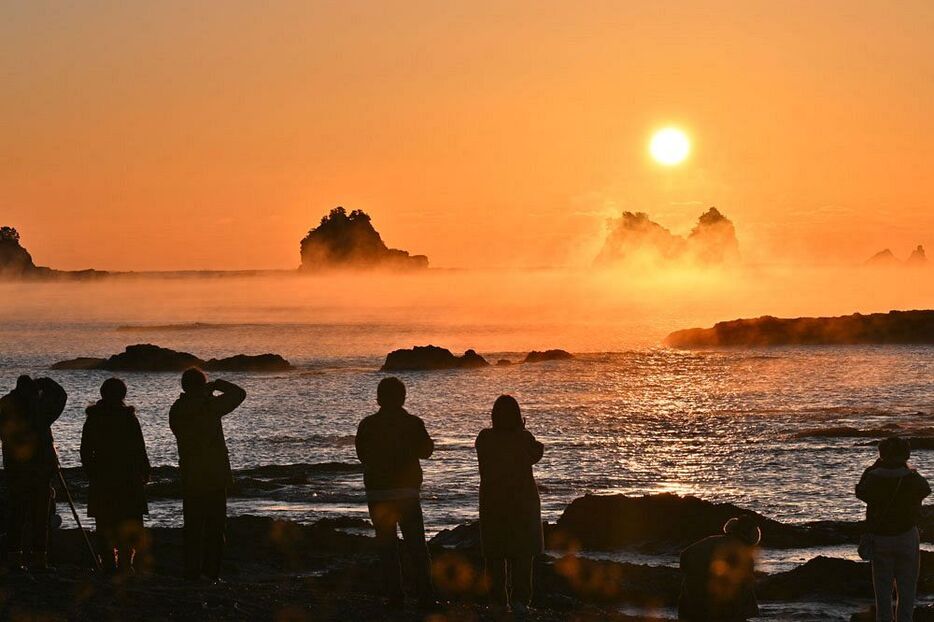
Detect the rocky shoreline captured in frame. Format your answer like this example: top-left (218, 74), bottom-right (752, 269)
top-left (5, 509), bottom-right (933, 621)
top-left (8, 482), bottom-right (934, 620)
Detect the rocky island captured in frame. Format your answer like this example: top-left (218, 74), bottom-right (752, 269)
top-left (381, 345), bottom-right (489, 371)
top-left (666, 309), bottom-right (934, 347)
top-left (52, 344), bottom-right (293, 372)
top-left (595, 207), bottom-right (739, 266)
top-left (300, 207), bottom-right (428, 271)
top-left (0, 226), bottom-right (107, 279)
top-left (523, 349), bottom-right (575, 363)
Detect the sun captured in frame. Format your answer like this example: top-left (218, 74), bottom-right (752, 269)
top-left (649, 127), bottom-right (691, 166)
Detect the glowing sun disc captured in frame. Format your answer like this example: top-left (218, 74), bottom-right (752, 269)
top-left (650, 128), bottom-right (690, 166)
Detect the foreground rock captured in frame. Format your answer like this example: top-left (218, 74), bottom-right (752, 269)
top-left (52, 344), bottom-right (293, 372)
top-left (552, 493), bottom-right (856, 553)
top-left (380, 345), bottom-right (489, 371)
top-left (299, 207), bottom-right (428, 271)
top-left (666, 309), bottom-right (934, 347)
top-left (524, 349), bottom-right (575, 363)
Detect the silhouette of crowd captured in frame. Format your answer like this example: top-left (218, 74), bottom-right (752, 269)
top-left (0, 372), bottom-right (929, 621)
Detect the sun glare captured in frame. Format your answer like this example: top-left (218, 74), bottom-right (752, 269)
top-left (649, 127), bottom-right (691, 166)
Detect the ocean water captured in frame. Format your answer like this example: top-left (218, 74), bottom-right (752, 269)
top-left (0, 273), bottom-right (930, 536)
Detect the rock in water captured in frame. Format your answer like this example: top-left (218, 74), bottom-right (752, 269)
top-left (523, 349), bottom-right (575, 364)
top-left (381, 345), bottom-right (490, 371)
top-left (0, 226), bottom-right (38, 276)
top-left (299, 207), bottom-right (428, 270)
top-left (666, 310), bottom-right (934, 347)
top-left (103, 344), bottom-right (202, 371)
top-left (909, 244), bottom-right (928, 266)
top-left (865, 248), bottom-right (900, 266)
top-left (595, 207), bottom-right (739, 266)
top-left (51, 344), bottom-right (294, 372)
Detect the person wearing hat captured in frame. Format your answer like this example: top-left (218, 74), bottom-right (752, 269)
top-left (80, 377), bottom-right (151, 575)
top-left (857, 436), bottom-right (931, 622)
top-left (678, 514), bottom-right (761, 621)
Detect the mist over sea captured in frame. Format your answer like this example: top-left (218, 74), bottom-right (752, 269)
top-left (0, 269), bottom-right (932, 615)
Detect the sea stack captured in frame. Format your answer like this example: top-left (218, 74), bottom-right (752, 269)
top-left (299, 207), bottom-right (428, 271)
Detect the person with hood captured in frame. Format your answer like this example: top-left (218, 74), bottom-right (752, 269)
top-left (678, 514), bottom-right (761, 621)
top-left (475, 395), bottom-right (544, 615)
top-left (0, 375), bottom-right (67, 572)
top-left (355, 377), bottom-right (436, 610)
top-left (169, 368), bottom-right (246, 583)
top-left (80, 378), bottom-right (151, 575)
top-left (857, 436), bottom-right (931, 622)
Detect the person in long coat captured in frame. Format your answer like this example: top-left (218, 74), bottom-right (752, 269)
top-left (475, 395), bottom-right (544, 614)
top-left (80, 378), bottom-right (151, 574)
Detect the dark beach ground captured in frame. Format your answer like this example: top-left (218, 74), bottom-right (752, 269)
top-left (5, 489), bottom-right (934, 621)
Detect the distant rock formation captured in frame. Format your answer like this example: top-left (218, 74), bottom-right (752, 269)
top-left (52, 344), bottom-right (293, 372)
top-left (380, 345), bottom-right (489, 371)
top-left (665, 310), bottom-right (934, 348)
top-left (865, 248), bottom-right (900, 266)
top-left (686, 207), bottom-right (739, 263)
top-left (595, 207), bottom-right (738, 266)
top-left (299, 207), bottom-right (428, 271)
top-left (865, 245), bottom-right (928, 267)
top-left (523, 349), bottom-right (575, 364)
top-left (908, 245), bottom-right (928, 266)
top-left (0, 227), bottom-right (38, 276)
top-left (0, 226), bottom-right (109, 280)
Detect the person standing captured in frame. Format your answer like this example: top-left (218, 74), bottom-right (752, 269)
top-left (355, 377), bottom-right (437, 609)
top-left (678, 515), bottom-right (761, 622)
top-left (80, 378), bottom-right (151, 575)
top-left (857, 436), bottom-right (931, 622)
top-left (0, 375), bottom-right (67, 572)
top-left (169, 368), bottom-right (245, 583)
top-left (475, 395), bottom-right (544, 615)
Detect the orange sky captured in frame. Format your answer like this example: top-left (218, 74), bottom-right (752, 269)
top-left (2, 1), bottom-right (932, 271)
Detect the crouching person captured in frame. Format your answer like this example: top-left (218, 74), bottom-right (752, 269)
top-left (679, 515), bottom-right (760, 622)
top-left (81, 378), bottom-right (151, 576)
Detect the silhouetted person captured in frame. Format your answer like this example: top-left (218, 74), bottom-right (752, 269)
top-left (80, 378), bottom-right (151, 576)
top-left (355, 377), bottom-right (436, 609)
top-left (475, 395), bottom-right (544, 615)
top-left (857, 437), bottom-right (931, 622)
top-left (0, 375), bottom-right (66, 572)
top-left (678, 515), bottom-right (760, 621)
top-left (169, 368), bottom-right (245, 582)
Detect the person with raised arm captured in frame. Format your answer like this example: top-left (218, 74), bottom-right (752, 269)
top-left (355, 377), bottom-right (437, 610)
top-left (0, 375), bottom-right (67, 573)
top-left (169, 368), bottom-right (245, 583)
